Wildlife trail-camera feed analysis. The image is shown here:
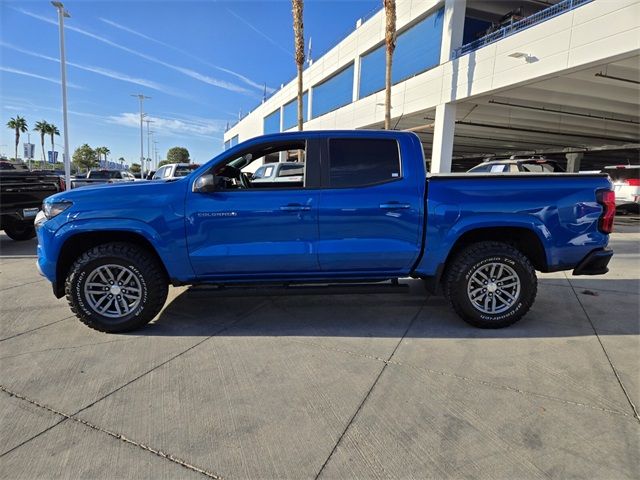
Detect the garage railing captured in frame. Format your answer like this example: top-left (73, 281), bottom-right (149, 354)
top-left (453, 0), bottom-right (594, 59)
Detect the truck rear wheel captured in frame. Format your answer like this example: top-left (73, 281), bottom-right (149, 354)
top-left (65, 242), bottom-right (168, 333)
top-left (444, 241), bottom-right (537, 328)
top-left (3, 221), bottom-right (36, 241)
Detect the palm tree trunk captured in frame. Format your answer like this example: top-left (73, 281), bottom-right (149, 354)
top-left (384, 0), bottom-right (396, 130)
top-left (41, 133), bottom-right (46, 170)
top-left (385, 48), bottom-right (393, 130)
top-left (14, 129), bottom-right (19, 162)
top-left (50, 134), bottom-right (55, 166)
top-left (292, 0), bottom-right (304, 132)
top-left (297, 63), bottom-right (304, 131)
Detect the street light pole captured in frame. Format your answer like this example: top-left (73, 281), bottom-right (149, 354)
top-left (52, 1), bottom-right (71, 190)
top-left (131, 94), bottom-right (150, 177)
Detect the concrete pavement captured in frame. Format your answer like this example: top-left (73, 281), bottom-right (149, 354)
top-left (1, 223), bottom-right (638, 479)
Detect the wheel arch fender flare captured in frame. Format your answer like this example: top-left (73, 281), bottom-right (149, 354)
top-left (52, 218), bottom-right (178, 296)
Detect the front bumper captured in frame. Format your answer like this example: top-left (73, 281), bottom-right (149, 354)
top-left (572, 248), bottom-right (613, 276)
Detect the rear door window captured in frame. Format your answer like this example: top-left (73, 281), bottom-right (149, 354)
top-left (327, 138), bottom-right (401, 188)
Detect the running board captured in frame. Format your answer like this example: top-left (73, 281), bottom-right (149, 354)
top-left (187, 280), bottom-right (409, 297)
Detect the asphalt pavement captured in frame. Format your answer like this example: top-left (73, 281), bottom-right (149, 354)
top-left (0, 221), bottom-right (638, 479)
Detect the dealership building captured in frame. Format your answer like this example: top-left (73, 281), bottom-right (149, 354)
top-left (223, 0), bottom-right (639, 172)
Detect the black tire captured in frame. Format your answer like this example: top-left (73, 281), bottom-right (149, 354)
top-left (3, 222), bottom-right (36, 241)
top-left (65, 242), bottom-right (168, 333)
top-left (444, 241), bottom-right (537, 328)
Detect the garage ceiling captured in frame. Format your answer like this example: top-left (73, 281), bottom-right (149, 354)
top-left (373, 54), bottom-right (640, 169)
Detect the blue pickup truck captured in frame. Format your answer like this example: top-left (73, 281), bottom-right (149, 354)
top-left (35, 131), bottom-right (615, 333)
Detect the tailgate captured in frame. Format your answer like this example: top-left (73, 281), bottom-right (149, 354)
top-left (0, 176), bottom-right (60, 216)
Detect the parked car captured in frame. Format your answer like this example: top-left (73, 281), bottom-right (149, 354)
top-left (35, 130), bottom-right (614, 333)
top-left (468, 156), bottom-right (565, 173)
top-left (1, 170), bottom-right (64, 240)
top-left (251, 162), bottom-right (304, 186)
top-left (152, 163), bottom-right (200, 180)
top-left (600, 165), bottom-right (639, 212)
top-left (71, 169), bottom-right (136, 188)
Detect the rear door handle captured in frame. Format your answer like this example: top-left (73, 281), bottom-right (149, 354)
top-left (280, 203), bottom-right (311, 211)
top-left (379, 202), bottom-right (411, 210)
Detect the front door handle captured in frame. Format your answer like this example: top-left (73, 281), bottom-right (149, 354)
top-left (280, 203), bottom-right (311, 211)
top-left (379, 202), bottom-right (411, 210)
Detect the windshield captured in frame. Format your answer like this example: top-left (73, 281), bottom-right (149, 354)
top-left (88, 170), bottom-right (121, 179)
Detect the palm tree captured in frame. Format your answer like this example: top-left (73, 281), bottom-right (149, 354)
top-left (95, 147), bottom-right (110, 167)
top-left (6, 115), bottom-right (28, 161)
top-left (33, 120), bottom-right (50, 169)
top-left (383, 0), bottom-right (397, 130)
top-left (292, 0), bottom-right (305, 131)
top-left (46, 123), bottom-right (60, 164)
top-left (95, 147), bottom-right (104, 167)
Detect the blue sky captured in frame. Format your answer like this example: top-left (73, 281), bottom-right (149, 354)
top-left (1, 0), bottom-right (379, 165)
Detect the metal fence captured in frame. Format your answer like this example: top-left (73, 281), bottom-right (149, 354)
top-left (453, 0), bottom-right (593, 59)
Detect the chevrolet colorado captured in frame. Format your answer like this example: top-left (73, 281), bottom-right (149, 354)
top-left (35, 131), bottom-right (615, 332)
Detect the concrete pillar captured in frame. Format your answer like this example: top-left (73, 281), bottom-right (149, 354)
top-left (352, 56), bottom-right (361, 102)
top-left (440, 0), bottom-right (467, 63)
top-left (566, 152), bottom-right (583, 172)
top-left (431, 0), bottom-right (467, 173)
top-left (430, 103), bottom-right (457, 173)
top-left (279, 106), bottom-right (287, 162)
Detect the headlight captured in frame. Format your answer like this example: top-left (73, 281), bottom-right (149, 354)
top-left (43, 201), bottom-right (73, 219)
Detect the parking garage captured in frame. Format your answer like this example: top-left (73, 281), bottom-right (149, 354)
top-left (224, 0), bottom-right (639, 174)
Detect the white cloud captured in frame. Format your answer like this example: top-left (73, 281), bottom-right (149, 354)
top-left (226, 8), bottom-right (293, 58)
top-left (0, 42), bottom-right (190, 98)
top-left (0, 66), bottom-right (83, 89)
top-left (14, 7), bottom-right (254, 96)
top-left (99, 17), bottom-right (275, 94)
top-left (107, 113), bottom-right (226, 139)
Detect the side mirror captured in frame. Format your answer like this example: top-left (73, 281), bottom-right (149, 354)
top-left (193, 174), bottom-right (217, 193)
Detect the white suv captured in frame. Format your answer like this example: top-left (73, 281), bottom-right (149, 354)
top-left (601, 165), bottom-right (640, 211)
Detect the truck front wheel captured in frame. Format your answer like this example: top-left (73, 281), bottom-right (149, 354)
top-left (444, 241), bottom-right (537, 328)
top-left (3, 221), bottom-right (36, 241)
top-left (65, 242), bottom-right (168, 333)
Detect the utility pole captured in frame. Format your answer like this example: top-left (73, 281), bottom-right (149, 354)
top-left (144, 118), bottom-right (154, 176)
top-left (131, 94), bottom-right (150, 177)
top-left (52, 2), bottom-right (71, 190)
top-left (153, 140), bottom-right (159, 169)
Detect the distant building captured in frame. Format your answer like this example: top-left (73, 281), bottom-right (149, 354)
top-left (224, 0), bottom-right (640, 172)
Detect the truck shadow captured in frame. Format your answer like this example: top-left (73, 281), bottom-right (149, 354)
top-left (0, 234), bottom-right (37, 258)
top-left (143, 278), bottom-right (639, 338)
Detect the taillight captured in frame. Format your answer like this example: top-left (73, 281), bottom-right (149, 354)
top-left (597, 189), bottom-right (615, 234)
top-left (625, 178), bottom-right (640, 186)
